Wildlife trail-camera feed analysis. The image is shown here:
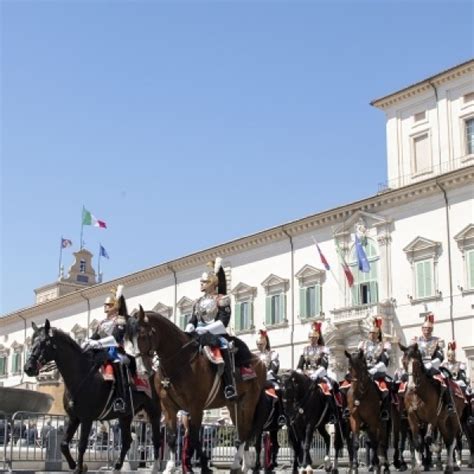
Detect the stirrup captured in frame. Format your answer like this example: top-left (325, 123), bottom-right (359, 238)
top-left (380, 410), bottom-right (390, 421)
top-left (224, 385), bottom-right (237, 400)
top-left (342, 408), bottom-right (350, 419)
top-left (277, 414), bottom-right (287, 426)
top-left (447, 403), bottom-right (455, 414)
top-left (114, 398), bottom-right (126, 412)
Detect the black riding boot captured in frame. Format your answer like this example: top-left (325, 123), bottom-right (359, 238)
top-left (113, 362), bottom-right (127, 413)
top-left (221, 348), bottom-right (237, 401)
top-left (442, 385), bottom-right (455, 414)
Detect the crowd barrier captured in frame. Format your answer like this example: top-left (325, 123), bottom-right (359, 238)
top-left (0, 411), bottom-right (470, 472)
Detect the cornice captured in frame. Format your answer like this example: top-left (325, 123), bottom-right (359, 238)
top-left (1, 166), bottom-right (473, 327)
top-left (371, 60), bottom-right (474, 110)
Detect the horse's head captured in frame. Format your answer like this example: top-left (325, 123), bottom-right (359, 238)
top-left (24, 320), bottom-right (57, 377)
top-left (345, 348), bottom-right (368, 379)
top-left (399, 342), bottom-right (423, 385)
top-left (279, 370), bottom-right (309, 414)
top-left (132, 305), bottom-right (157, 375)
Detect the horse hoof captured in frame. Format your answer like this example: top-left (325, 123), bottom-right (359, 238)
top-left (384, 468), bottom-right (390, 474)
top-left (332, 469), bottom-right (339, 474)
top-left (399, 463), bottom-right (408, 472)
top-left (369, 466), bottom-right (374, 472)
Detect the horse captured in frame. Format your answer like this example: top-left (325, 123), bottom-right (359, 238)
top-left (344, 349), bottom-right (390, 474)
top-left (131, 306), bottom-right (266, 474)
top-left (391, 385), bottom-right (412, 472)
top-left (399, 343), bottom-right (465, 474)
top-left (24, 319), bottom-right (162, 474)
top-left (279, 370), bottom-right (346, 474)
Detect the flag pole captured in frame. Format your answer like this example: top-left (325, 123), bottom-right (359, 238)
top-left (58, 237), bottom-right (63, 278)
top-left (311, 236), bottom-right (345, 298)
top-left (98, 243), bottom-right (102, 283)
top-left (80, 205), bottom-right (84, 249)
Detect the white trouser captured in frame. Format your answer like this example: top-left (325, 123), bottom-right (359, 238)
top-left (310, 366), bottom-right (327, 381)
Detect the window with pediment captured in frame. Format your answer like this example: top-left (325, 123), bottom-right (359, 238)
top-left (152, 302), bottom-right (173, 319)
top-left (295, 265), bottom-right (325, 320)
top-left (403, 236), bottom-right (441, 302)
top-left (177, 297), bottom-right (194, 330)
top-left (261, 274), bottom-right (288, 327)
top-left (71, 324), bottom-right (87, 346)
top-left (349, 238), bottom-right (379, 305)
top-left (11, 341), bottom-right (23, 375)
top-left (454, 224), bottom-right (474, 293)
top-left (231, 282), bottom-right (257, 333)
top-left (0, 345), bottom-right (8, 377)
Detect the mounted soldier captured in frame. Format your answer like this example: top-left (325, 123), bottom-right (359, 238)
top-left (297, 321), bottom-right (340, 422)
top-left (442, 341), bottom-right (470, 393)
top-left (256, 328), bottom-right (280, 388)
top-left (83, 285), bottom-right (131, 412)
top-left (358, 316), bottom-right (391, 421)
top-left (185, 257), bottom-right (254, 401)
top-left (411, 312), bottom-right (453, 412)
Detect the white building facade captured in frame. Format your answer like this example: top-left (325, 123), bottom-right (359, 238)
top-left (1, 60), bottom-right (473, 393)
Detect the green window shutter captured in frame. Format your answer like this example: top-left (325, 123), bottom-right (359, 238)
top-left (281, 293), bottom-right (287, 323)
top-left (368, 281), bottom-right (378, 304)
top-left (351, 284), bottom-right (360, 306)
top-left (248, 301), bottom-right (254, 329)
top-left (416, 261), bottom-right (425, 298)
top-left (315, 284), bottom-right (321, 315)
top-left (425, 261), bottom-right (433, 296)
top-left (235, 302), bottom-right (242, 331)
top-left (468, 250), bottom-right (474, 289)
top-left (265, 296), bottom-right (272, 326)
top-left (300, 288), bottom-right (307, 319)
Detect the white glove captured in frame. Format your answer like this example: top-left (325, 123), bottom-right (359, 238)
top-left (85, 339), bottom-right (100, 349)
top-left (185, 323), bottom-right (195, 334)
top-left (431, 358), bottom-right (441, 370)
top-left (369, 366), bottom-right (377, 376)
top-left (195, 326), bottom-right (207, 335)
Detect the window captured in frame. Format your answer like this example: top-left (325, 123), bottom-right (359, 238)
top-left (0, 355), bottom-right (7, 377)
top-left (350, 239), bottom-right (379, 306)
top-left (412, 133), bottom-right (431, 174)
top-left (265, 294), bottom-right (286, 326)
top-left (466, 118), bottom-right (474, 155)
top-left (12, 351), bottom-right (22, 375)
top-left (179, 312), bottom-right (191, 330)
top-left (235, 301), bottom-right (253, 331)
top-left (300, 285), bottom-right (322, 319)
top-left (415, 259), bottom-right (434, 298)
top-left (79, 259), bottom-right (86, 273)
top-left (467, 249), bottom-right (474, 290)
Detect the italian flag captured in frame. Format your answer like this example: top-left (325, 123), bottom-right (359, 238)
top-left (82, 208), bottom-right (107, 228)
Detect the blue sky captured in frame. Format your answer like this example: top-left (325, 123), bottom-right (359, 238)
top-left (1, 0), bottom-right (473, 314)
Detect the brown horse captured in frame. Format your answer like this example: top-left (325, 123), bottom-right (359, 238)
top-left (131, 306), bottom-right (266, 473)
top-left (400, 343), bottom-right (464, 474)
top-left (344, 350), bottom-right (390, 474)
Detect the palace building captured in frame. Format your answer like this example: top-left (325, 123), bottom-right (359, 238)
top-left (1, 60), bottom-right (473, 406)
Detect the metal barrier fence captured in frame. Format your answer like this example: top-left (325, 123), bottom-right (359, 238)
top-left (0, 411), bottom-right (471, 471)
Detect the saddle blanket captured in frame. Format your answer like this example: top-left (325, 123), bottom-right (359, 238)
top-left (203, 346), bottom-right (224, 365)
top-left (318, 381), bottom-right (331, 396)
top-left (448, 379), bottom-right (466, 401)
top-left (433, 374), bottom-right (447, 387)
top-left (398, 381), bottom-right (407, 394)
top-left (375, 379), bottom-right (389, 392)
top-left (134, 375), bottom-right (152, 398)
top-left (340, 379), bottom-right (351, 389)
top-left (265, 387), bottom-right (278, 399)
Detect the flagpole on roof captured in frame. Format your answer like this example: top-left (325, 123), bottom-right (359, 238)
top-left (80, 205), bottom-right (85, 250)
top-left (98, 243), bottom-right (102, 283)
top-left (58, 236), bottom-right (63, 279)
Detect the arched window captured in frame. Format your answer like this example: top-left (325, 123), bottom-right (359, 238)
top-left (349, 238), bottom-right (379, 306)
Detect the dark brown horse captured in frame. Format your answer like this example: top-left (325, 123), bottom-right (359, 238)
top-left (131, 307), bottom-right (266, 474)
top-left (24, 320), bottom-right (162, 474)
top-left (400, 343), bottom-right (464, 474)
top-left (344, 350), bottom-right (390, 474)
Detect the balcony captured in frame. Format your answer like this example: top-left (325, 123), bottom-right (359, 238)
top-left (330, 303), bottom-right (378, 325)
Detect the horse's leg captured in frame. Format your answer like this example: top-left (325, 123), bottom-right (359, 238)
top-left (444, 436), bottom-right (456, 474)
top-left (114, 414), bottom-right (133, 470)
top-left (351, 429), bottom-right (360, 474)
top-left (270, 428), bottom-right (279, 470)
top-left (399, 417), bottom-right (408, 472)
top-left (288, 427), bottom-right (300, 473)
top-left (163, 415), bottom-right (178, 474)
top-left (142, 397), bottom-right (162, 473)
top-left (74, 419), bottom-right (93, 474)
top-left (317, 425), bottom-right (332, 472)
top-left (253, 431), bottom-right (262, 473)
top-left (411, 426), bottom-right (424, 473)
top-left (182, 417), bottom-right (201, 474)
top-left (332, 418), bottom-right (343, 474)
top-left (454, 433), bottom-right (462, 470)
top-left (60, 416), bottom-right (80, 470)
top-left (302, 422), bottom-right (314, 473)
